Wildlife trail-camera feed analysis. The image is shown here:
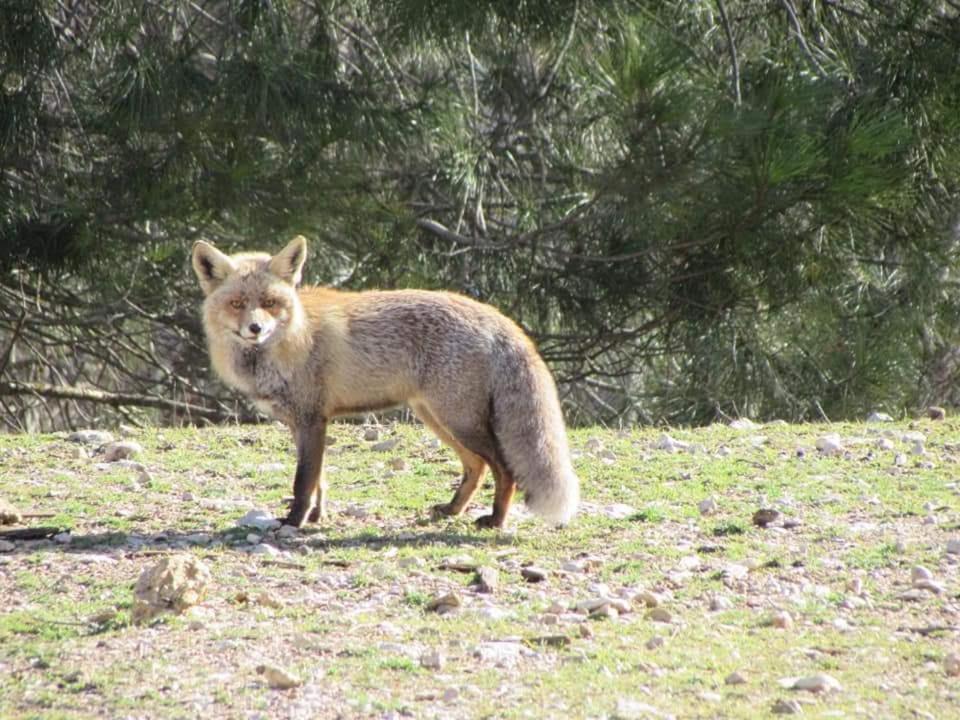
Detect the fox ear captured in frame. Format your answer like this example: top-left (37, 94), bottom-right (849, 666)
top-left (269, 235), bottom-right (308, 286)
top-left (192, 241), bottom-right (236, 295)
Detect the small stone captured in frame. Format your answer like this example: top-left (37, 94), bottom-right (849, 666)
top-left (258, 664), bottom-right (302, 689)
top-left (420, 649), bottom-right (445, 670)
top-left (440, 554), bottom-right (477, 572)
top-left (913, 579), bottom-right (946, 594)
top-left (846, 577), bottom-right (863, 595)
top-left (928, 406), bottom-right (947, 421)
top-left (473, 641), bottom-right (522, 667)
top-left (729, 418), bottom-right (758, 429)
top-left (579, 623), bottom-right (593, 639)
top-left (911, 566), bottom-right (933, 584)
top-left (442, 687), bottom-right (460, 702)
top-left (656, 433), bottom-right (689, 453)
top-left (102, 440), bottom-right (143, 462)
top-left (946, 539), bottom-right (960, 556)
top-left (894, 453), bottom-right (907, 466)
top-left (256, 592), bottom-right (283, 609)
top-left (363, 427), bottom-right (380, 441)
top-left (787, 673), bottom-right (842, 693)
top-left (387, 457), bottom-right (408, 471)
top-left (753, 508), bottom-right (781, 528)
top-left (772, 698), bottom-right (803, 714)
top-left (0, 500), bottom-right (22, 525)
top-left (602, 503), bottom-right (635, 519)
top-left (248, 543), bottom-right (280, 557)
top-left (370, 438), bottom-right (400, 452)
top-left (637, 591), bottom-right (661, 608)
top-left (899, 588), bottom-right (926, 602)
top-left (246, 533), bottom-right (262, 545)
top-left (237, 509), bottom-right (281, 531)
top-left (87, 608), bottom-right (118, 625)
top-left (54, 532), bottom-right (72, 545)
top-left (867, 411), bottom-right (894, 422)
top-left (0, 540), bottom-right (14, 553)
top-left (876, 437), bottom-right (895, 451)
top-left (584, 437), bottom-right (605, 453)
top-left (646, 607), bottom-right (672, 623)
top-left (398, 556), bottom-right (425, 569)
top-left (67, 430), bottom-right (115, 445)
top-left (426, 593), bottom-right (462, 614)
top-left (521, 566), bottom-right (548, 583)
top-left (725, 671), bottom-right (747, 685)
top-left (343, 504), bottom-right (369, 519)
top-left (590, 604), bottom-right (619, 620)
top-left (768, 611), bottom-right (793, 629)
top-left (698, 497), bottom-right (718, 515)
top-left (645, 635), bottom-right (666, 650)
top-left (275, 525), bottom-right (298, 539)
top-left (132, 554), bottom-right (211, 623)
top-left (709, 595), bottom-right (733, 611)
top-left (474, 566), bottom-right (499, 594)
top-left (944, 653), bottom-right (960, 677)
top-left (815, 434), bottom-right (844, 455)
top-left (911, 442), bottom-right (927, 456)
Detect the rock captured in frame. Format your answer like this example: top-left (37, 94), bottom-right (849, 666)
top-left (928, 406), bottom-right (947, 421)
top-left (255, 591), bottom-right (283, 609)
top-left (0, 500), bottom-right (22, 525)
top-left (602, 503), bottom-right (636, 519)
top-left (590, 604), bottom-right (619, 620)
top-left (398, 556), bottom-right (425, 569)
top-left (898, 588), bottom-right (926, 602)
top-left (867, 411), bottom-right (894, 422)
top-left (440, 555), bottom-right (477, 572)
top-left (249, 543), bottom-right (281, 557)
top-left (387, 457), bottom-right (408, 471)
top-left (584, 437), bottom-right (605, 453)
top-left (656, 433), bottom-right (689, 453)
top-left (370, 438), bottom-right (400, 452)
top-left (725, 671), bottom-right (747, 685)
top-left (876, 437), bottom-right (895, 451)
top-left (614, 698), bottom-right (672, 720)
top-left (784, 673), bottom-right (842, 693)
top-left (521, 566), bottom-right (548, 583)
top-left (767, 611), bottom-right (793, 629)
top-left (426, 593), bottom-right (462, 614)
top-left (0, 540), bottom-right (14, 553)
top-left (946, 539), bottom-right (960, 556)
top-left (911, 566), bottom-right (933, 584)
top-left (132, 554), bottom-right (211, 623)
top-left (237, 509), bottom-right (281, 531)
top-left (637, 591), bottom-right (662, 608)
top-left (646, 607), bottom-right (673, 623)
top-left (258, 664), bottom-right (302, 689)
top-left (709, 595), bottom-right (733, 611)
top-left (846, 577), bottom-right (863, 595)
top-left (420, 649), bottom-right (445, 670)
top-left (698, 497), bottom-right (718, 515)
top-left (945, 653), bottom-right (960, 677)
top-left (67, 430), bottom-right (114, 445)
top-left (913, 579), bottom-right (946, 594)
top-left (102, 440), bottom-right (143, 462)
top-left (246, 533), bottom-right (263, 545)
top-left (815, 434), bottom-right (844, 455)
top-left (184, 533), bottom-right (213, 546)
top-left (721, 563), bottom-right (750, 581)
top-left (729, 418), bottom-right (758, 430)
top-left (275, 525), bottom-right (298, 540)
top-left (771, 699), bottom-right (803, 714)
top-left (645, 635), bottom-right (666, 650)
top-left (752, 508), bottom-right (781, 528)
top-left (54, 532), bottom-right (72, 545)
top-left (87, 608), bottom-right (118, 625)
top-left (362, 427), bottom-right (380, 441)
top-left (474, 566), bottom-right (499, 594)
top-left (473, 641), bottom-right (522, 667)
top-left (343, 504), bottom-right (369, 519)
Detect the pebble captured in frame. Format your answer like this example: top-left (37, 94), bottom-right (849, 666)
top-left (54, 532), bottom-right (72, 545)
top-left (238, 509), bottom-right (281, 531)
top-left (945, 653), bottom-right (960, 677)
top-left (646, 607), bottom-right (673, 623)
top-left (67, 430), bottom-right (115, 445)
top-left (636, 591), bottom-right (661, 608)
top-left (772, 698), bottom-right (803, 714)
top-left (725, 671), bottom-right (747, 685)
top-left (815, 434), bottom-right (844, 455)
top-left (846, 577), bottom-right (863, 595)
top-left (420, 649), bottom-right (445, 670)
top-left (753, 508), bottom-right (781, 527)
top-left (246, 533), bottom-right (262, 545)
top-left (370, 438), bottom-right (400, 452)
top-left (946, 539), bottom-right (960, 556)
top-left (656, 434), bottom-right (690, 453)
top-left (258, 664), bottom-right (302, 690)
top-left (362, 427), bottom-right (380, 441)
top-left (386, 457), bottom-right (408, 471)
top-left (521, 566), bottom-right (548, 583)
top-left (645, 636), bottom-right (666, 650)
top-left (440, 555), bottom-right (477, 572)
top-left (275, 525), bottom-right (298, 539)
top-left (698, 497), bottom-right (718, 515)
top-left (768, 611), bottom-right (793, 629)
top-left (102, 440), bottom-right (143, 462)
top-left (602, 503), bottom-right (636, 519)
top-left (472, 641), bottom-right (522, 667)
top-left (426, 593), bottom-right (462, 614)
top-left (249, 544), bottom-right (281, 557)
top-left (876, 437), bottom-right (895, 451)
top-left (0, 540), bottom-right (14, 553)
top-left (729, 418), bottom-right (758, 429)
top-left (867, 411), bottom-right (894, 422)
top-left (709, 595), bottom-right (733, 611)
top-left (474, 566), bottom-right (499, 594)
top-left (785, 673), bottom-right (842, 693)
top-left (911, 566), bottom-right (933, 584)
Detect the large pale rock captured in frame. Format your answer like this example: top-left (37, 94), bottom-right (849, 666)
top-left (132, 554), bottom-right (211, 623)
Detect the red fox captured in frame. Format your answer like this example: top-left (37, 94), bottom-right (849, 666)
top-left (191, 236), bottom-right (579, 529)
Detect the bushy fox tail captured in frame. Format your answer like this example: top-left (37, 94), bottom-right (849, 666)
top-left (491, 344), bottom-right (580, 525)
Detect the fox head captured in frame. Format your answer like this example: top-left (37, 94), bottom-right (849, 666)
top-left (192, 236), bottom-right (308, 347)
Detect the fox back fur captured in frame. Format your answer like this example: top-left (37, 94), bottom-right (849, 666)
top-left (192, 236), bottom-right (579, 529)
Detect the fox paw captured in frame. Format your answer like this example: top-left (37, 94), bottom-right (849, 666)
top-left (474, 514), bottom-right (505, 530)
top-left (430, 502), bottom-right (457, 520)
top-left (307, 506), bottom-right (327, 523)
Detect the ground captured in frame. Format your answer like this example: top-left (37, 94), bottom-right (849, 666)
top-left (1, 418), bottom-right (959, 719)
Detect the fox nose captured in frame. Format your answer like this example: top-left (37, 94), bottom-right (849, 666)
top-left (249, 322), bottom-right (262, 335)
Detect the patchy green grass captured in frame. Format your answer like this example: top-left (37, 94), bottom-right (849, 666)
top-left (2, 418), bottom-right (960, 719)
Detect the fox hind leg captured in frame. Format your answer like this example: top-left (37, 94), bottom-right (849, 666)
top-left (412, 401), bottom-right (488, 520)
top-left (307, 466), bottom-right (328, 523)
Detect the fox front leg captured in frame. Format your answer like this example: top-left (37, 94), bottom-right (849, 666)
top-left (284, 419), bottom-right (328, 527)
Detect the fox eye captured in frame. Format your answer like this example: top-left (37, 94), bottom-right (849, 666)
top-left (262, 298), bottom-right (276, 309)
top-left (229, 298), bottom-right (246, 310)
